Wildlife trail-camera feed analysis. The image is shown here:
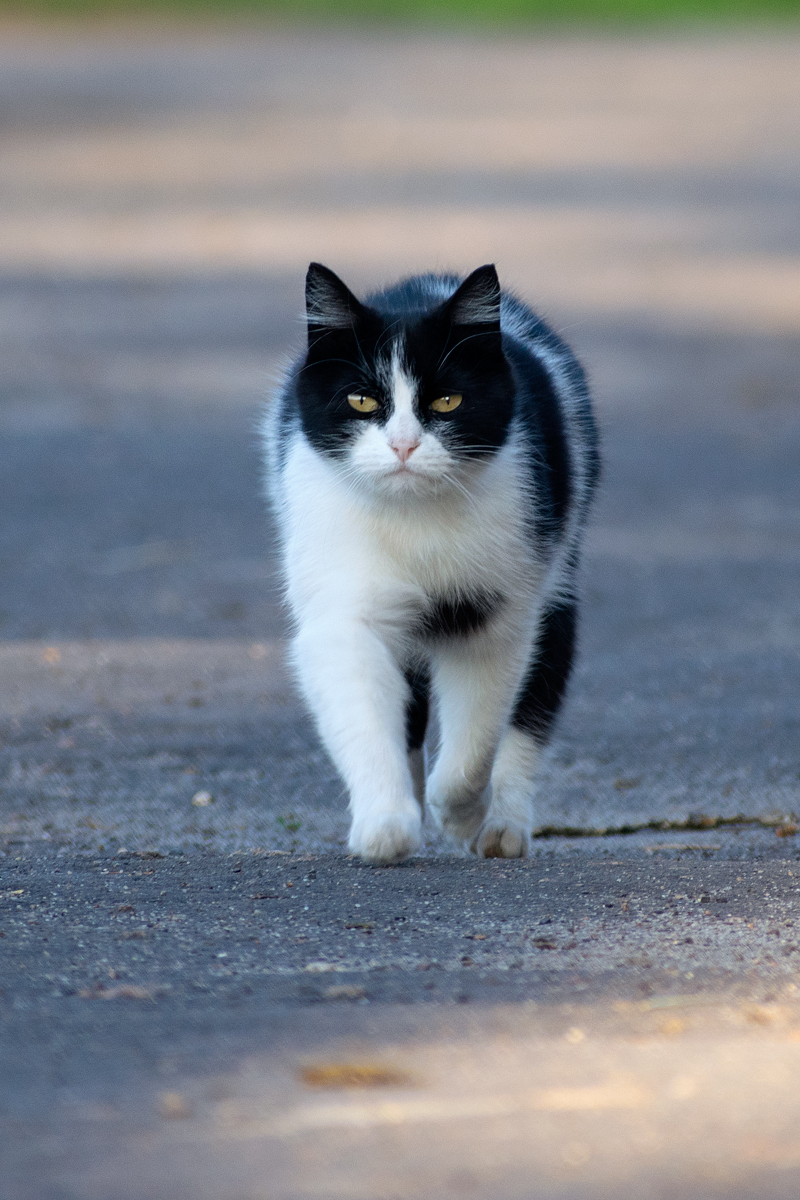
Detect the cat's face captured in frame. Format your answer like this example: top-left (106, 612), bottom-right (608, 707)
top-left (295, 263), bottom-right (515, 500)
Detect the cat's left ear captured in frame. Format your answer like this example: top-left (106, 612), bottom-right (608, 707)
top-left (442, 264), bottom-right (501, 329)
top-left (305, 262), bottom-right (365, 338)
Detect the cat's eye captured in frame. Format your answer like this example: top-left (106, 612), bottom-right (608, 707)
top-left (430, 394), bottom-right (463, 414)
top-left (347, 393), bottom-right (379, 414)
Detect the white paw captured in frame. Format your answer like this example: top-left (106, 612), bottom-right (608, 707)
top-left (427, 786), bottom-right (486, 844)
top-left (348, 809), bottom-right (422, 865)
top-left (438, 804), bottom-right (485, 844)
top-left (472, 822), bottom-right (529, 859)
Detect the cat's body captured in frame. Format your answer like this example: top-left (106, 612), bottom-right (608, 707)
top-left (265, 264), bottom-right (598, 863)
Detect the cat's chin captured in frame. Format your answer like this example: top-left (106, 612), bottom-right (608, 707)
top-left (356, 468), bottom-right (452, 501)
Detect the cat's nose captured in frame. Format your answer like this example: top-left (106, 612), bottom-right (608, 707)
top-left (390, 437), bottom-right (420, 464)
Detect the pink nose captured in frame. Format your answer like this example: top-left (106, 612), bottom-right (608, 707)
top-left (390, 439), bottom-right (419, 464)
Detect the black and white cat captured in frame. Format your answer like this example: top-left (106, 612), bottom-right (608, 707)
top-left (265, 263), bottom-right (599, 863)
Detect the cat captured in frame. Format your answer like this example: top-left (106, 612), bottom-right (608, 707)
top-left (264, 262), bottom-right (599, 863)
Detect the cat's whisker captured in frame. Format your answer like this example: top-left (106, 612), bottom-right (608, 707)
top-left (439, 471), bottom-right (483, 512)
top-left (435, 331), bottom-right (494, 373)
top-left (296, 356), bottom-right (363, 376)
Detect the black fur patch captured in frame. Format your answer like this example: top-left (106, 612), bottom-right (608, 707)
top-left (419, 593), bottom-right (502, 640)
top-left (404, 667), bottom-right (430, 752)
top-left (504, 340), bottom-right (572, 542)
top-left (511, 603), bottom-right (576, 742)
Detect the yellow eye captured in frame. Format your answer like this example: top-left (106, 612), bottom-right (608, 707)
top-left (430, 393), bottom-right (462, 413)
top-left (347, 393), bottom-right (379, 413)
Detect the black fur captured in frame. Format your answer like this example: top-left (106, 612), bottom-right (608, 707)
top-left (504, 338), bottom-right (571, 542)
top-left (419, 593), bottom-right (502, 640)
top-left (404, 667), bottom-right (430, 752)
top-left (511, 603), bottom-right (577, 743)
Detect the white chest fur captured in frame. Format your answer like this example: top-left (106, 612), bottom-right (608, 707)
top-left (278, 432), bottom-right (541, 624)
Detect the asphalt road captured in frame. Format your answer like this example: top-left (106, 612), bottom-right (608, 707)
top-left (1, 22), bottom-right (800, 1199)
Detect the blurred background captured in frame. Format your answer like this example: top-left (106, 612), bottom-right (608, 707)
top-left (1, 3), bottom-right (799, 853)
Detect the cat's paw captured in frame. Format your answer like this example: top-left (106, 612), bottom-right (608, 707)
top-left (348, 810), bottom-right (422, 865)
top-left (472, 822), bottom-right (529, 859)
top-left (438, 805), bottom-right (485, 844)
top-left (427, 788), bottom-right (486, 843)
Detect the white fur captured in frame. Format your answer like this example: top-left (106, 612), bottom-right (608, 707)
top-left (476, 727), bottom-right (540, 858)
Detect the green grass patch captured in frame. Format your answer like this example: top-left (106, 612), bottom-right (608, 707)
top-left (2, 0), bottom-right (799, 23)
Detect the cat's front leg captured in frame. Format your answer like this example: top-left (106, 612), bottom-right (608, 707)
top-left (426, 633), bottom-right (528, 850)
top-left (472, 727), bottom-right (539, 859)
top-left (292, 616), bottom-right (422, 864)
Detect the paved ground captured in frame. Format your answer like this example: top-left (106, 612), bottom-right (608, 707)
top-left (1, 22), bottom-right (800, 1199)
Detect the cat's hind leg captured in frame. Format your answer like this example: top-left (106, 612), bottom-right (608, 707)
top-left (405, 666), bottom-right (429, 810)
top-left (475, 601), bottom-right (577, 858)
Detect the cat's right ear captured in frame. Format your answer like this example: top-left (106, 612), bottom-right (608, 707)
top-left (443, 264), bottom-right (501, 329)
top-left (305, 263), bottom-right (364, 342)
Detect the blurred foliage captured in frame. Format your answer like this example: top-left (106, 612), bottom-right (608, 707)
top-left (2, 0), bottom-right (799, 21)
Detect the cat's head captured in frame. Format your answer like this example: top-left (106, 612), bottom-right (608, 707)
top-left (294, 263), bottom-right (515, 499)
